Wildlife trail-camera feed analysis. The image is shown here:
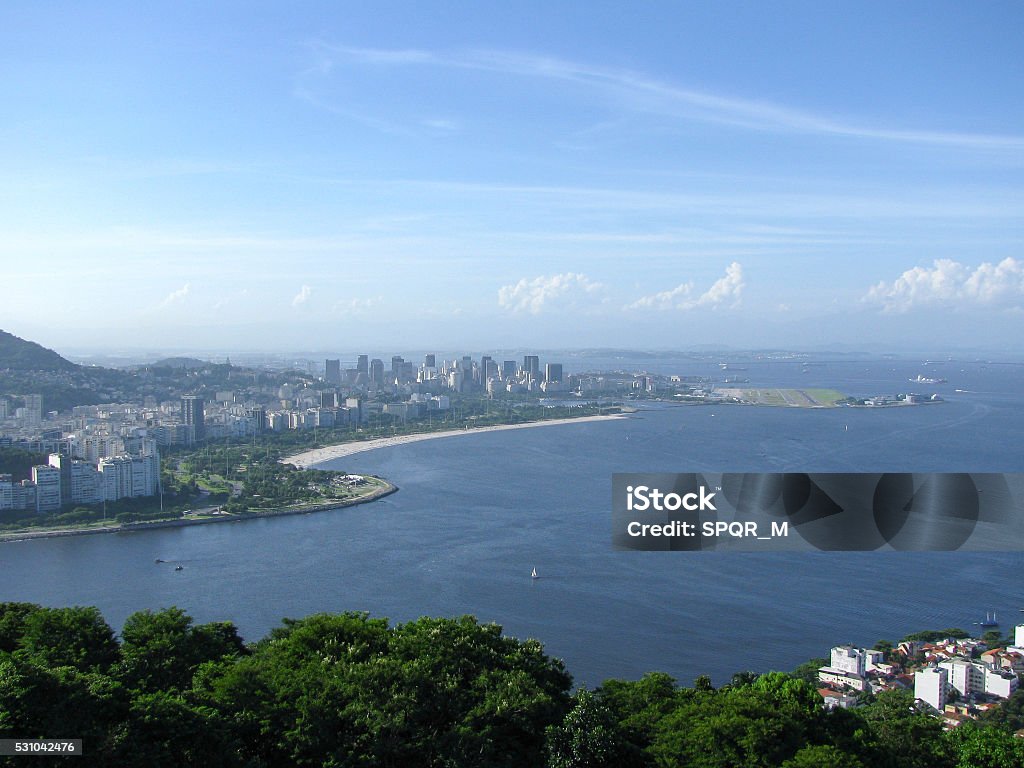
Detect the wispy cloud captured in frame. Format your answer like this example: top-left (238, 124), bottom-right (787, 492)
top-left (498, 272), bottom-right (603, 314)
top-left (292, 285), bottom-right (313, 307)
top-left (308, 43), bottom-right (1024, 152)
top-left (331, 296), bottom-right (381, 315)
top-left (864, 257), bottom-right (1024, 312)
top-left (627, 262), bottom-right (745, 311)
top-left (160, 283), bottom-right (190, 307)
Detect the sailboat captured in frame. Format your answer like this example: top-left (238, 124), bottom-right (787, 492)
top-left (531, 567), bottom-right (539, 580)
top-left (975, 612), bottom-right (998, 628)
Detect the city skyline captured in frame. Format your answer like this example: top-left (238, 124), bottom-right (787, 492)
top-left (2, 2), bottom-right (1022, 352)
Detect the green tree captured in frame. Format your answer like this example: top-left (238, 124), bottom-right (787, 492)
top-left (596, 672), bottom-right (684, 755)
top-left (118, 607), bottom-right (246, 693)
top-left (943, 722), bottom-right (1024, 768)
top-left (853, 689), bottom-right (951, 768)
top-left (16, 606), bottom-right (118, 672)
top-left (780, 744), bottom-right (865, 768)
top-left (545, 689), bottom-right (637, 768)
top-left (0, 603), bottom-right (41, 653)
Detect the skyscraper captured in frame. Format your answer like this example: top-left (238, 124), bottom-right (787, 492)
top-left (424, 353), bottom-right (436, 368)
top-left (523, 355), bottom-right (540, 379)
top-left (181, 395), bottom-right (205, 442)
top-left (247, 406), bottom-right (267, 433)
top-left (369, 359), bottom-right (385, 387)
top-left (325, 359), bottom-right (341, 385)
top-left (545, 363), bottom-right (563, 383)
top-left (357, 355), bottom-right (369, 375)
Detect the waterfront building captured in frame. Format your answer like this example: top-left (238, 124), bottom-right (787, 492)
top-left (48, 454), bottom-right (104, 506)
top-left (0, 474), bottom-right (14, 510)
top-left (30, 465), bottom-right (61, 511)
top-left (97, 449), bottom-right (159, 502)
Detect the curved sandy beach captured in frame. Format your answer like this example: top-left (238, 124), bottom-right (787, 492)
top-left (281, 413), bottom-right (628, 468)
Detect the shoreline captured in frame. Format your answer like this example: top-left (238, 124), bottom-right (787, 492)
top-left (280, 413), bottom-right (629, 469)
top-left (0, 481), bottom-right (398, 544)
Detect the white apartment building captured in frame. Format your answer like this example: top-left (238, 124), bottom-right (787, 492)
top-left (31, 465), bottom-right (61, 512)
top-left (830, 646), bottom-right (867, 676)
top-left (915, 667), bottom-right (947, 711)
top-left (938, 657), bottom-right (1020, 700)
top-left (985, 667), bottom-right (1019, 699)
top-left (97, 451), bottom-right (159, 502)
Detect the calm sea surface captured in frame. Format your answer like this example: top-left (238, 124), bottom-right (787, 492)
top-left (2, 357), bottom-right (1023, 685)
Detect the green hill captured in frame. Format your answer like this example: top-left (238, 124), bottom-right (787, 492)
top-left (0, 329), bottom-right (78, 372)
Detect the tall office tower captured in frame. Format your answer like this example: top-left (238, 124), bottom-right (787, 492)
top-left (320, 391), bottom-right (338, 409)
top-left (391, 356), bottom-right (405, 381)
top-left (502, 361), bottom-right (517, 380)
top-left (181, 395), bottom-right (205, 442)
top-left (480, 356), bottom-right (493, 384)
top-left (545, 363), bottom-right (563, 383)
top-left (357, 355), bottom-right (369, 375)
top-left (523, 355), bottom-right (540, 378)
top-left (370, 359), bottom-right (385, 387)
top-left (247, 406), bottom-right (267, 433)
top-left (424, 353), bottom-right (436, 368)
top-left (484, 359), bottom-right (499, 380)
top-left (325, 359), bottom-right (341, 385)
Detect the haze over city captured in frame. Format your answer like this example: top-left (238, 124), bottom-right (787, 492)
top-left (2, 2), bottom-right (1022, 353)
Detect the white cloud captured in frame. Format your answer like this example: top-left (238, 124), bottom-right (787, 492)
top-left (292, 285), bottom-right (313, 307)
top-left (160, 283), bottom-right (190, 307)
top-left (498, 272), bottom-right (603, 314)
top-left (692, 261), bottom-right (744, 308)
top-left (331, 296), bottom-right (381, 314)
top-left (627, 262), bottom-right (745, 311)
top-left (864, 257), bottom-right (1024, 312)
top-left (626, 281), bottom-right (694, 311)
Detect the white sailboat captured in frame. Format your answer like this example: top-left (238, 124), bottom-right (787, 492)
top-left (531, 567), bottom-right (539, 580)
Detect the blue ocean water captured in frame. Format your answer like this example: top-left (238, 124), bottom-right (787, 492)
top-left (1, 357), bottom-right (1022, 685)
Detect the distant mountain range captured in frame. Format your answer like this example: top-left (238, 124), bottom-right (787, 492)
top-left (0, 329), bottom-right (79, 372)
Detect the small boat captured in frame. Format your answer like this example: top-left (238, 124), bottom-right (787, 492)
top-left (155, 558), bottom-right (165, 564)
top-left (174, 565), bottom-right (184, 572)
top-left (974, 612), bottom-right (998, 628)
top-left (531, 567), bottom-right (539, 580)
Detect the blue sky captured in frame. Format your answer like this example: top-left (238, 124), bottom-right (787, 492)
top-left (2, 1), bottom-right (1022, 353)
